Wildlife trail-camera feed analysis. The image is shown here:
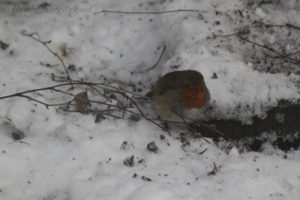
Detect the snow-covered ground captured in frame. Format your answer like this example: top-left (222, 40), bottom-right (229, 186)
top-left (0, 0), bottom-right (299, 199)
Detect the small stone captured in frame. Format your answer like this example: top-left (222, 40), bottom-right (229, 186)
top-left (123, 155), bottom-right (135, 167)
top-left (214, 21), bottom-right (220, 25)
top-left (129, 115), bottom-right (140, 122)
top-left (67, 64), bottom-right (76, 72)
top-left (0, 40), bottom-right (9, 50)
top-left (120, 141), bottom-right (129, 150)
top-left (211, 72), bottom-right (218, 79)
top-left (38, 2), bottom-right (51, 9)
top-left (11, 130), bottom-right (25, 141)
top-left (159, 135), bottom-right (165, 140)
top-left (141, 176), bottom-right (152, 182)
top-left (147, 142), bottom-right (159, 153)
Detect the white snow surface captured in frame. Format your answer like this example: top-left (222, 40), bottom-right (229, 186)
top-left (0, 0), bottom-right (300, 200)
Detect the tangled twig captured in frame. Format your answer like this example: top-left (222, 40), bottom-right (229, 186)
top-left (212, 31), bottom-right (300, 64)
top-left (0, 80), bottom-right (225, 140)
top-left (94, 9), bottom-right (200, 15)
top-left (237, 35), bottom-right (300, 64)
top-left (257, 21), bottom-right (300, 30)
top-left (20, 30), bottom-right (73, 82)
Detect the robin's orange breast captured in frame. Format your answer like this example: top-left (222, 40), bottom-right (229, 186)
top-left (179, 88), bottom-right (206, 109)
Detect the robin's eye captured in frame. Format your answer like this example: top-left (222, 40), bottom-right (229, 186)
top-left (193, 88), bottom-right (199, 93)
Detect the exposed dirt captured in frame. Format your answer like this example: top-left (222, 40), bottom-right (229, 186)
top-left (195, 100), bottom-right (300, 151)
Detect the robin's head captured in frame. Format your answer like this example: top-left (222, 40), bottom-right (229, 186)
top-left (174, 70), bottom-right (208, 109)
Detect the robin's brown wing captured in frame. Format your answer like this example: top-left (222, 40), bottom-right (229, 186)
top-left (151, 72), bottom-right (180, 96)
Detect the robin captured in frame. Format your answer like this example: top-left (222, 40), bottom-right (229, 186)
top-left (147, 70), bottom-right (210, 123)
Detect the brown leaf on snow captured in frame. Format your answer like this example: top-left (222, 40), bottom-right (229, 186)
top-left (74, 92), bottom-right (90, 112)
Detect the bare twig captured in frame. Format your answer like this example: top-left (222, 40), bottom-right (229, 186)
top-left (273, 50), bottom-right (300, 59)
top-left (0, 83), bottom-right (77, 100)
top-left (187, 125), bottom-right (211, 144)
top-left (193, 121), bottom-right (231, 141)
top-left (213, 31), bottom-right (300, 64)
top-left (212, 32), bottom-right (240, 38)
top-left (286, 23), bottom-right (300, 30)
top-left (95, 9), bottom-right (200, 15)
top-left (87, 85), bottom-right (112, 102)
top-left (52, 88), bottom-right (74, 97)
top-left (8, 140), bottom-right (31, 146)
top-left (237, 35), bottom-right (300, 64)
top-left (11, 94), bottom-right (72, 110)
top-left (91, 83), bottom-right (147, 98)
top-left (20, 30), bottom-right (73, 82)
top-left (139, 43), bottom-right (167, 72)
top-left (207, 162), bottom-right (220, 176)
top-left (198, 148), bottom-right (208, 155)
top-left (257, 21), bottom-right (300, 30)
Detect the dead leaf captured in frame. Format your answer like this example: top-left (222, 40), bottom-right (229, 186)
top-left (74, 92), bottom-right (90, 112)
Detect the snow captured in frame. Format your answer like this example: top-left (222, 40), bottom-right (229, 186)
top-left (0, 0), bottom-right (300, 200)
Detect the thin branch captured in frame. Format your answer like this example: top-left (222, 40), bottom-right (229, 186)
top-left (212, 32), bottom-right (240, 38)
top-left (286, 23), bottom-right (300, 30)
top-left (19, 94), bottom-right (73, 109)
top-left (273, 50), bottom-right (300, 59)
top-left (237, 35), bottom-right (300, 64)
top-left (0, 81), bottom-right (145, 100)
top-left (88, 100), bottom-right (129, 109)
top-left (91, 83), bottom-right (147, 98)
top-left (20, 30), bottom-right (73, 82)
top-left (52, 88), bottom-right (74, 97)
top-left (8, 140), bottom-right (31, 146)
top-left (0, 83), bottom-right (75, 100)
top-left (194, 121), bottom-right (230, 140)
top-left (110, 88), bottom-right (146, 117)
top-left (87, 85), bottom-right (112, 102)
top-left (187, 125), bottom-right (211, 144)
top-left (135, 43), bottom-right (167, 73)
top-left (166, 109), bottom-right (228, 142)
top-left (67, 108), bottom-right (124, 119)
top-left (213, 31), bottom-right (300, 64)
top-left (95, 9), bottom-right (200, 15)
top-left (258, 21), bottom-right (300, 30)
